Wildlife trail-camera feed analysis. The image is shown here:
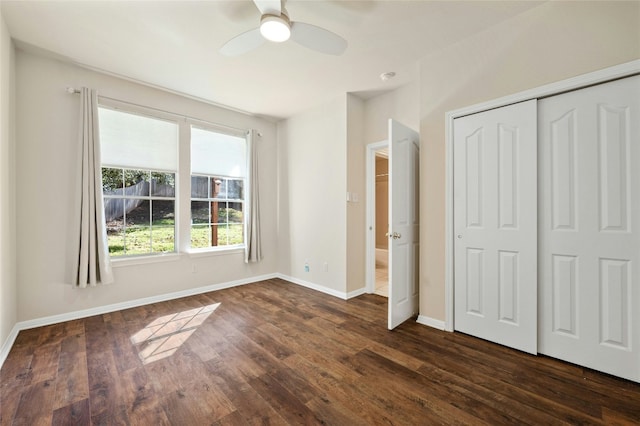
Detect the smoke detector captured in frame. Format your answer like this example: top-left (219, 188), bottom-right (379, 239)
top-left (380, 72), bottom-right (396, 82)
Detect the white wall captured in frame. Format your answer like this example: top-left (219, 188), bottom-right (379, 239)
top-left (276, 86), bottom-right (419, 297)
top-left (346, 94), bottom-right (365, 293)
top-left (14, 49), bottom-right (278, 322)
top-left (419, 1), bottom-right (640, 321)
top-left (0, 9), bottom-right (17, 354)
top-left (363, 81), bottom-right (420, 144)
top-left (277, 96), bottom-right (348, 294)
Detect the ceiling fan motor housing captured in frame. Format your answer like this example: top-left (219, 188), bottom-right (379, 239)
top-left (260, 13), bottom-right (291, 42)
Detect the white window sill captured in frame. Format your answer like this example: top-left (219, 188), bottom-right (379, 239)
top-left (110, 253), bottom-right (183, 267)
top-left (186, 246), bottom-right (245, 258)
top-left (110, 246), bottom-right (245, 266)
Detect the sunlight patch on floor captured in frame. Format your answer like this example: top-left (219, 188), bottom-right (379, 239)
top-left (131, 302), bottom-right (220, 364)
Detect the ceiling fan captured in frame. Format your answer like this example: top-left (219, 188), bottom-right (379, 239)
top-left (219, 0), bottom-right (348, 56)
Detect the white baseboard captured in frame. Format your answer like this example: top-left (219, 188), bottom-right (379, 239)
top-left (0, 324), bottom-right (20, 369)
top-left (346, 287), bottom-right (367, 299)
top-left (276, 274), bottom-right (356, 300)
top-left (416, 314), bottom-right (446, 331)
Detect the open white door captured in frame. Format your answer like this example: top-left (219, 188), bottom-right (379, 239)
top-left (453, 100), bottom-right (537, 354)
top-left (388, 119), bottom-right (419, 330)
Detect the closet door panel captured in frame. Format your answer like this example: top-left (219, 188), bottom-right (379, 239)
top-left (539, 75), bottom-right (640, 382)
top-left (453, 99), bottom-right (537, 354)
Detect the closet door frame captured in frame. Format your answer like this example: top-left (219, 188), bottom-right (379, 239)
top-left (444, 59), bottom-right (640, 332)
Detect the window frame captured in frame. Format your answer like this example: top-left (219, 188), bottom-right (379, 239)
top-left (187, 121), bottom-right (248, 253)
top-left (101, 167), bottom-right (177, 257)
top-left (98, 97), bottom-right (249, 262)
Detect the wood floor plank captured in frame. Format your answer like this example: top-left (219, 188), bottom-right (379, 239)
top-left (52, 349), bottom-right (89, 410)
top-left (258, 321), bottom-right (362, 382)
top-left (248, 373), bottom-right (321, 425)
top-left (212, 410), bottom-right (249, 426)
top-left (282, 353), bottom-right (400, 425)
top-left (27, 342), bottom-right (60, 386)
top-left (160, 377), bottom-right (235, 424)
top-left (416, 354), bottom-right (597, 425)
top-left (342, 349), bottom-right (492, 425)
top-left (108, 322), bottom-right (142, 373)
top-left (11, 379), bottom-right (56, 426)
top-left (2, 278), bottom-right (640, 425)
top-left (51, 397), bottom-right (90, 426)
top-left (205, 358), bottom-right (289, 426)
top-left (305, 396), bottom-right (371, 426)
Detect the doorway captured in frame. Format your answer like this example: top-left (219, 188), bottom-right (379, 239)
top-left (366, 120), bottom-right (420, 330)
top-left (366, 140), bottom-right (389, 296)
top-left (374, 149), bottom-right (389, 297)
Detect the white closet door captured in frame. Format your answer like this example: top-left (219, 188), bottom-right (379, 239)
top-left (453, 100), bottom-right (538, 354)
top-left (539, 75), bottom-right (640, 382)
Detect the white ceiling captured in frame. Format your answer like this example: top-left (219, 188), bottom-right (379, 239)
top-left (1, 0), bottom-right (542, 121)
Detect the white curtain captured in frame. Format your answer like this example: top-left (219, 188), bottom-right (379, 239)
top-left (245, 130), bottom-right (262, 263)
top-left (73, 87), bottom-right (114, 287)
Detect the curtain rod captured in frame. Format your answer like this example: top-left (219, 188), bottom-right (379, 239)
top-left (65, 86), bottom-right (262, 137)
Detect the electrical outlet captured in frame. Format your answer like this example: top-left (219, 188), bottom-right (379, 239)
top-left (304, 259), bottom-right (310, 272)
top-left (323, 262), bottom-right (328, 272)
top-left (191, 264), bottom-right (197, 274)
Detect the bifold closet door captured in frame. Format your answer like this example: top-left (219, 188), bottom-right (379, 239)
top-left (538, 75), bottom-right (640, 382)
top-left (453, 100), bottom-right (537, 354)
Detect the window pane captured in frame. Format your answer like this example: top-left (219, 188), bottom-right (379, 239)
top-left (228, 203), bottom-right (243, 223)
top-left (100, 107), bottom-right (178, 171)
top-left (191, 201), bottom-right (209, 224)
top-left (152, 200), bottom-right (174, 226)
top-left (213, 224), bottom-right (227, 246)
top-left (211, 177), bottom-right (225, 199)
top-left (151, 199), bottom-right (175, 252)
top-left (124, 170), bottom-right (150, 197)
top-left (105, 198), bottom-right (125, 229)
top-left (191, 225), bottom-right (210, 249)
top-left (215, 224), bottom-right (243, 246)
top-left (151, 226), bottom-right (174, 253)
top-left (108, 231), bottom-right (125, 257)
top-left (216, 202), bottom-right (228, 224)
top-left (191, 176), bottom-right (208, 198)
top-left (102, 168), bottom-right (124, 195)
top-left (105, 201), bottom-right (125, 256)
top-left (191, 127), bottom-right (246, 177)
top-left (151, 172), bottom-right (175, 197)
top-left (227, 179), bottom-right (244, 200)
top-left (126, 200), bottom-right (151, 254)
top-left (228, 224), bottom-right (243, 245)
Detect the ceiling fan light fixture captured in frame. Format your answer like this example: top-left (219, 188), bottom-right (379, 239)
top-left (260, 14), bottom-right (291, 42)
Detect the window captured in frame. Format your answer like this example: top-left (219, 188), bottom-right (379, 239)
top-left (190, 126), bottom-right (246, 249)
top-left (99, 106), bottom-right (178, 257)
top-left (98, 100), bottom-right (249, 258)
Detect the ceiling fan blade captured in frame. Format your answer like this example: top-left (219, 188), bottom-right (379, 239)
top-left (219, 28), bottom-right (265, 56)
top-left (290, 21), bottom-right (347, 56)
top-left (253, 0), bottom-right (282, 16)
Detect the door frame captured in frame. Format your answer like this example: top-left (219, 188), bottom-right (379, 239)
top-left (365, 140), bottom-right (389, 294)
top-left (444, 60), bottom-right (640, 332)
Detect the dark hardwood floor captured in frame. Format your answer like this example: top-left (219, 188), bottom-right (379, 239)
top-left (2, 278), bottom-right (640, 425)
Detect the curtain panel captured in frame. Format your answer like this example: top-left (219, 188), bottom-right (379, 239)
top-left (245, 129), bottom-right (262, 263)
top-left (72, 87), bottom-right (114, 287)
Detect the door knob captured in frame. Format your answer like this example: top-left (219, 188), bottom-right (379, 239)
top-left (457, 234), bottom-right (462, 239)
top-left (392, 232), bottom-right (401, 240)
